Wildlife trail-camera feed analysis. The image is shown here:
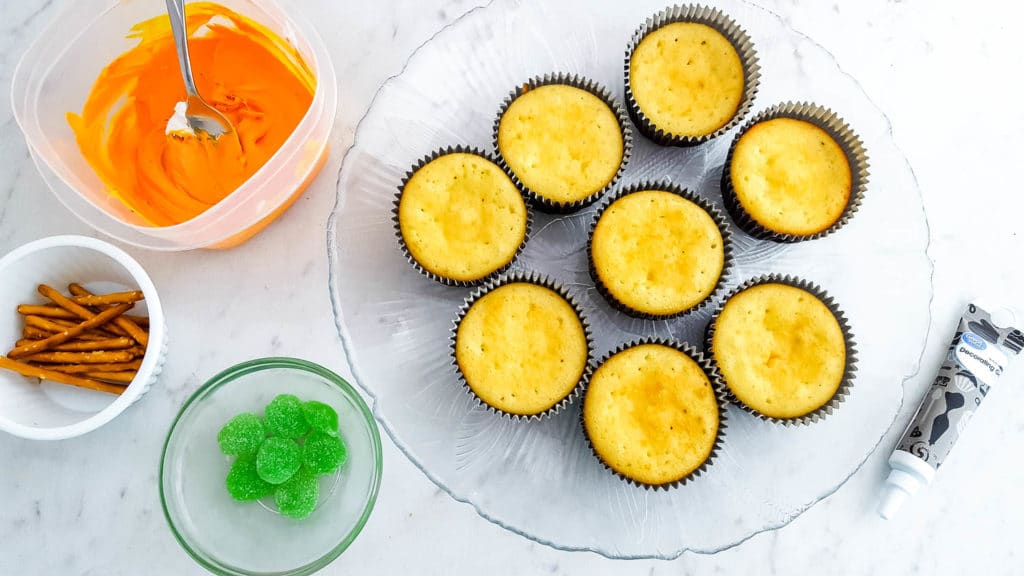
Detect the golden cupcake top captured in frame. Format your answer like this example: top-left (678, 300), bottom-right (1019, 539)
top-left (711, 283), bottom-right (847, 419)
top-left (591, 190), bottom-right (724, 316)
top-left (730, 118), bottom-right (852, 236)
top-left (398, 152), bottom-right (527, 282)
top-left (497, 83), bottom-right (624, 204)
top-left (455, 282), bottom-right (588, 416)
top-left (629, 22), bottom-right (745, 138)
top-left (584, 343), bottom-right (719, 486)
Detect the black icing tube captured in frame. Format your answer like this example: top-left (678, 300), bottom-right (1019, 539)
top-left (879, 302), bottom-right (1023, 518)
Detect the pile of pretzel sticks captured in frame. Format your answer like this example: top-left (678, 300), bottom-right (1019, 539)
top-left (0, 284), bottom-right (150, 395)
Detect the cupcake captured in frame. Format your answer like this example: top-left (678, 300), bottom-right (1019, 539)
top-left (722, 102), bottom-right (869, 242)
top-left (625, 5), bottom-right (759, 146)
top-left (583, 340), bottom-right (725, 489)
top-left (706, 275), bottom-right (857, 424)
top-left (395, 146), bottom-right (531, 286)
top-left (589, 183), bottom-right (731, 318)
top-left (452, 273), bottom-right (592, 420)
top-left (494, 74), bottom-right (632, 212)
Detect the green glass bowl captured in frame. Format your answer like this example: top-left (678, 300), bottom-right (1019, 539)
top-left (160, 358), bottom-right (382, 576)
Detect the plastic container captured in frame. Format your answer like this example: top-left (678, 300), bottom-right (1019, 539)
top-left (0, 236), bottom-right (167, 440)
top-left (10, 0), bottom-right (337, 251)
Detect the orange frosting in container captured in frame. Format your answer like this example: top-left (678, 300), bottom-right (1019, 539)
top-left (67, 3), bottom-right (316, 227)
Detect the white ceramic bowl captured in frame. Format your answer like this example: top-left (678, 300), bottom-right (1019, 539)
top-left (0, 236), bottom-right (166, 439)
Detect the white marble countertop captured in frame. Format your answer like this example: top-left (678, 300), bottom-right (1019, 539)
top-left (1, 0), bottom-right (1023, 574)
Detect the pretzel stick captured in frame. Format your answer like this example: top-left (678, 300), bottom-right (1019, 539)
top-left (24, 316), bottom-right (120, 338)
top-left (126, 315), bottom-right (149, 327)
top-left (16, 305), bottom-right (78, 320)
top-left (68, 331), bottom-right (115, 341)
top-left (0, 357), bottom-right (124, 395)
top-left (24, 316), bottom-right (122, 340)
top-left (59, 338), bottom-right (135, 351)
top-left (46, 318), bottom-right (93, 329)
top-left (23, 326), bottom-right (54, 340)
top-left (14, 337), bottom-right (134, 352)
top-left (41, 360), bottom-right (142, 374)
top-left (38, 284), bottom-right (129, 337)
top-left (23, 325), bottom-right (114, 342)
top-left (67, 284), bottom-right (150, 341)
top-left (24, 315), bottom-right (76, 332)
top-left (67, 284), bottom-right (148, 347)
top-left (20, 350), bottom-right (135, 364)
top-left (70, 291), bottom-right (144, 306)
top-left (125, 346), bottom-right (148, 358)
top-left (8, 303), bottom-right (132, 359)
top-left (31, 309), bottom-right (146, 326)
top-left (84, 371), bottom-right (136, 383)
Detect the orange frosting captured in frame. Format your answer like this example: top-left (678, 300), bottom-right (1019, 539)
top-left (67, 3), bottom-right (316, 227)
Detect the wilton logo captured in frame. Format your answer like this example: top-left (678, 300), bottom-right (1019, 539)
top-left (962, 332), bottom-right (987, 350)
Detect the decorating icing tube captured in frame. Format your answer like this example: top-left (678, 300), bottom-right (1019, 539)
top-left (878, 302), bottom-right (1024, 519)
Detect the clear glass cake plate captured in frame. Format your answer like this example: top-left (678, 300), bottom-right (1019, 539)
top-left (328, 0), bottom-right (932, 558)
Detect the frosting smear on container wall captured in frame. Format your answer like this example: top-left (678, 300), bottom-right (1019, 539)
top-left (67, 3), bottom-right (315, 227)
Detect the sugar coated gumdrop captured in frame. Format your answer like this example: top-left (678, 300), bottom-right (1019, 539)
top-left (302, 401), bottom-right (339, 436)
top-left (217, 413), bottom-right (265, 455)
top-left (256, 437), bottom-right (302, 484)
top-left (303, 431), bottom-right (347, 474)
top-left (264, 394), bottom-right (309, 439)
top-left (274, 466), bottom-right (319, 519)
top-left (226, 455), bottom-right (274, 501)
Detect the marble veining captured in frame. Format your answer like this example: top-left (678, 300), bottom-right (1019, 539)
top-left (1, 0), bottom-right (1023, 575)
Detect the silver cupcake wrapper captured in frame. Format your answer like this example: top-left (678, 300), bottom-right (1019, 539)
top-left (587, 181), bottom-right (734, 319)
top-left (492, 73), bottom-right (634, 213)
top-left (624, 4), bottom-right (760, 147)
top-left (393, 145), bottom-right (534, 287)
top-left (580, 337), bottom-right (728, 490)
top-left (449, 271), bottom-right (595, 422)
top-left (720, 102), bottom-right (870, 243)
top-left (703, 274), bottom-right (858, 426)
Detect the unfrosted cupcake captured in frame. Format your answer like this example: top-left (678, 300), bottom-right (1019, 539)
top-left (722, 102), bottom-right (869, 242)
top-left (453, 273), bottom-right (592, 419)
top-left (583, 340), bottom-right (724, 488)
top-left (706, 275), bottom-right (856, 424)
top-left (494, 74), bottom-right (632, 212)
top-left (625, 5), bottom-right (759, 146)
top-left (589, 183), bottom-right (731, 318)
top-left (395, 147), bottom-right (530, 285)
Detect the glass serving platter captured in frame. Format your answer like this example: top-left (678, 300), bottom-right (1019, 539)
top-left (328, 0), bottom-right (932, 558)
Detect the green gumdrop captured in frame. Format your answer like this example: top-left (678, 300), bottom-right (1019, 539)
top-left (264, 394), bottom-right (309, 439)
top-left (256, 437), bottom-right (302, 484)
top-left (217, 413), bottom-right (265, 455)
top-left (225, 455), bottom-right (274, 501)
top-left (274, 467), bottom-right (319, 519)
top-left (302, 401), bottom-right (339, 436)
top-left (303, 431), bottom-right (347, 474)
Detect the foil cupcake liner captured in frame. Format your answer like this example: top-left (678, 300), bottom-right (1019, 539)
top-left (587, 181), bottom-right (734, 319)
top-left (580, 337), bottom-right (729, 490)
top-left (624, 4), bottom-right (760, 147)
top-left (704, 274), bottom-right (858, 426)
top-left (492, 73), bottom-right (634, 213)
top-left (393, 145), bottom-right (533, 287)
top-left (449, 271), bottom-right (594, 422)
top-left (720, 102), bottom-right (870, 243)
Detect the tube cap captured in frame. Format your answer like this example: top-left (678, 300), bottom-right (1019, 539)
top-left (878, 484), bottom-right (909, 519)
